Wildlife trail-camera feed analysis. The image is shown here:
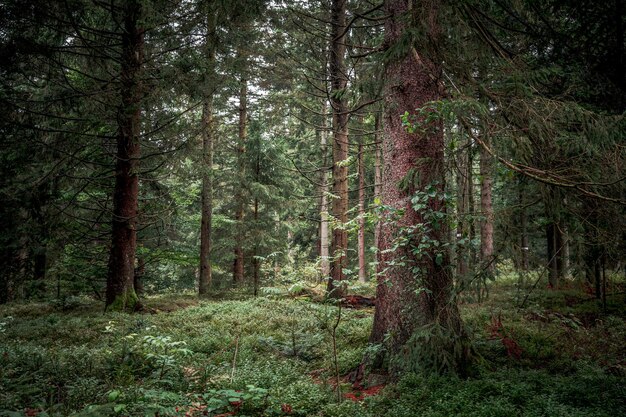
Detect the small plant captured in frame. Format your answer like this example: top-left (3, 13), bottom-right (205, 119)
top-left (140, 335), bottom-right (193, 381)
top-left (488, 314), bottom-right (522, 360)
top-left (0, 316), bottom-right (13, 333)
top-left (200, 385), bottom-right (269, 415)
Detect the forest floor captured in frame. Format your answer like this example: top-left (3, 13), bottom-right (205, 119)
top-left (1, 278), bottom-right (625, 416)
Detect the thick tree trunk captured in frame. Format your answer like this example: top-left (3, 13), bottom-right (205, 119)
top-left (327, 0), bottom-right (350, 298)
top-left (105, 1), bottom-right (143, 311)
top-left (479, 136), bottom-right (494, 273)
top-left (370, 0), bottom-right (467, 373)
top-left (358, 135), bottom-right (367, 283)
top-left (233, 80), bottom-right (247, 285)
top-left (319, 103), bottom-right (331, 278)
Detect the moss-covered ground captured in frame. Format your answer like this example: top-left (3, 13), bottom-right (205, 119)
top-left (0, 280), bottom-right (624, 416)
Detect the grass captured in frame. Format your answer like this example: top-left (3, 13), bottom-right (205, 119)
top-left (0, 279), bottom-right (624, 416)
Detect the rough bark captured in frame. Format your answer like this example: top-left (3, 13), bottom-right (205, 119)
top-left (327, 0), bottom-right (349, 298)
top-left (233, 80), bottom-right (247, 285)
top-left (370, 0), bottom-right (467, 373)
top-left (105, 1), bottom-right (143, 312)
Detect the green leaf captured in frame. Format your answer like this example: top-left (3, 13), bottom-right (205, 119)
top-left (108, 390), bottom-right (121, 401)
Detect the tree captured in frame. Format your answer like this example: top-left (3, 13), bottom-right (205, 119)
top-left (479, 134), bottom-right (494, 275)
top-left (369, 0), bottom-right (468, 374)
top-left (327, 0), bottom-right (350, 298)
top-left (105, 0), bottom-right (144, 311)
top-left (198, 12), bottom-right (218, 295)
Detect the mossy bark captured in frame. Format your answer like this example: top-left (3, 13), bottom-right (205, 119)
top-left (107, 288), bottom-right (140, 312)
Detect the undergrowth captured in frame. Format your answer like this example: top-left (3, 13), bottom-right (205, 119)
top-left (0, 283), bottom-right (624, 416)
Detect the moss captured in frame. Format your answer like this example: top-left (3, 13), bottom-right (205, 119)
top-left (107, 288), bottom-right (139, 312)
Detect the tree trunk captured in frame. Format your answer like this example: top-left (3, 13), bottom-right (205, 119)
top-left (374, 113), bottom-right (382, 249)
top-left (555, 223), bottom-right (564, 284)
top-left (199, 97), bottom-right (215, 295)
top-left (253, 130), bottom-right (261, 297)
top-left (233, 79), bottom-right (247, 285)
top-left (199, 20), bottom-right (217, 295)
top-left (253, 196), bottom-right (260, 296)
top-left (456, 136), bottom-right (470, 279)
top-left (370, 0), bottom-right (467, 374)
top-left (562, 225), bottom-right (570, 279)
top-left (467, 146), bottom-right (476, 269)
top-left (320, 102), bottom-right (331, 279)
top-left (519, 179), bottom-right (529, 271)
top-left (547, 222), bottom-right (559, 288)
top-left (134, 256), bottom-right (145, 296)
top-left (327, 0), bottom-right (349, 298)
top-left (105, 1), bottom-right (143, 311)
top-left (479, 135), bottom-right (494, 273)
top-left (358, 134), bottom-right (367, 283)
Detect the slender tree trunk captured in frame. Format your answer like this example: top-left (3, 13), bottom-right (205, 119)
top-left (601, 253), bottom-right (607, 311)
top-left (519, 179), bottom-right (529, 271)
top-left (358, 134), bottom-right (367, 283)
top-left (562, 224), bottom-right (570, 279)
top-left (456, 137), bottom-right (469, 279)
top-left (134, 256), bottom-right (145, 296)
top-left (479, 136), bottom-right (494, 273)
top-left (199, 19), bottom-right (217, 295)
top-left (320, 102), bottom-right (331, 278)
top-left (253, 133), bottom-right (261, 297)
top-left (467, 146), bottom-right (476, 269)
top-left (374, 113), bottom-right (382, 249)
top-left (370, 0), bottom-right (467, 373)
top-left (547, 222), bottom-right (558, 288)
top-left (233, 79), bottom-right (247, 285)
top-left (555, 223), bottom-right (564, 284)
top-left (327, 0), bottom-right (350, 298)
top-left (199, 92), bottom-right (215, 294)
top-left (105, 1), bottom-right (143, 311)
top-left (253, 196), bottom-right (260, 296)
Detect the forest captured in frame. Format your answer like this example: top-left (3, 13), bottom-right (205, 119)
top-left (0, 0), bottom-right (625, 416)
